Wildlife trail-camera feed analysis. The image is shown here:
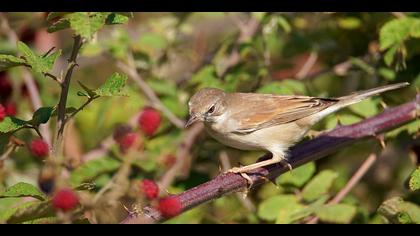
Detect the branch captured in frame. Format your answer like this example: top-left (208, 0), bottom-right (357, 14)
top-left (52, 35), bottom-right (83, 158)
top-left (121, 94), bottom-right (420, 224)
top-left (116, 53), bottom-right (185, 129)
top-left (67, 95), bottom-right (99, 121)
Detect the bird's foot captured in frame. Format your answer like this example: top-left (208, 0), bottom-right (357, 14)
top-left (226, 167), bottom-right (254, 189)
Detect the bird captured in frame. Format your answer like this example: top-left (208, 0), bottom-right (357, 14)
top-left (185, 82), bottom-right (409, 183)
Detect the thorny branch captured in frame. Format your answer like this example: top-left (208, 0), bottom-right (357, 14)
top-left (122, 94), bottom-right (419, 224)
top-left (52, 35), bottom-right (83, 158)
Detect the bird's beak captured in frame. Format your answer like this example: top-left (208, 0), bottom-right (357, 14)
top-left (185, 115), bottom-right (198, 128)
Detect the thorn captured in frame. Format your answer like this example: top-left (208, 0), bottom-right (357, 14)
top-left (377, 135), bottom-right (386, 149)
top-left (336, 114), bottom-right (343, 127)
top-left (379, 100), bottom-right (388, 109)
top-left (120, 202), bottom-right (131, 214)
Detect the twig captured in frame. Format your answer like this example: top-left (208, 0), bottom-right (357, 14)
top-left (52, 35), bottom-right (83, 158)
top-left (219, 151), bottom-right (256, 212)
top-left (116, 53), bottom-right (185, 129)
top-left (66, 95), bottom-right (99, 121)
top-left (306, 153), bottom-right (378, 224)
top-left (158, 122), bottom-right (204, 193)
top-left (219, 14), bottom-right (260, 77)
top-left (122, 94), bottom-right (419, 223)
top-left (0, 13), bottom-right (53, 145)
top-left (295, 51), bottom-right (319, 80)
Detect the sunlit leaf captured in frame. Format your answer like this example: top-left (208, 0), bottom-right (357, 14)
top-left (301, 170), bottom-right (338, 202)
top-left (0, 182), bottom-right (46, 201)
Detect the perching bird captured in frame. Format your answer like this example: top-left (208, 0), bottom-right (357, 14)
top-left (186, 82), bottom-right (409, 182)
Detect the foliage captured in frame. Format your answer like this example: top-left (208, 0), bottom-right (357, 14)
top-left (0, 12), bottom-right (419, 224)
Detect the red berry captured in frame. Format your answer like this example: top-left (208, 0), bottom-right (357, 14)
top-left (29, 139), bottom-right (49, 159)
top-left (140, 179), bottom-right (159, 200)
top-left (52, 188), bottom-right (79, 212)
top-left (113, 125), bottom-right (138, 152)
top-left (119, 132), bottom-right (138, 152)
top-left (0, 72), bottom-right (13, 102)
top-left (3, 102), bottom-right (16, 116)
top-left (0, 104), bottom-right (6, 122)
top-left (158, 196), bottom-right (182, 218)
top-left (138, 107), bottom-right (161, 136)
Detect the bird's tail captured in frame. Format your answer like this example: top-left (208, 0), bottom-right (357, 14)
top-left (315, 82), bottom-right (409, 121)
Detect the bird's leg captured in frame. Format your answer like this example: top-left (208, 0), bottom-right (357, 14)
top-left (226, 153), bottom-right (293, 187)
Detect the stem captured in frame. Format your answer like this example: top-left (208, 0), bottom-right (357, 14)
top-left (121, 94), bottom-right (420, 223)
top-left (52, 35), bottom-right (83, 158)
top-left (67, 96), bottom-right (99, 121)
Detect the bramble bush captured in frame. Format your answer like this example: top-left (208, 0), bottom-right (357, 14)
top-left (0, 12), bottom-right (420, 224)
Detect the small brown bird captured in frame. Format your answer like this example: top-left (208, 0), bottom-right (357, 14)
top-left (186, 82), bottom-right (408, 180)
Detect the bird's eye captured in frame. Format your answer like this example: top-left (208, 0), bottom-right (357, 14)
top-left (207, 105), bottom-right (215, 114)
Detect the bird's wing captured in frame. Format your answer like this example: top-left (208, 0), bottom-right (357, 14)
top-left (228, 93), bottom-right (338, 134)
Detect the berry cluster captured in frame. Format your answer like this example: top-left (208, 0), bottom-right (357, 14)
top-left (0, 72), bottom-right (17, 121)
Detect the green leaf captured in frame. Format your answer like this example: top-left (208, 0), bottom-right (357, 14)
top-left (17, 41), bottom-right (61, 74)
top-left (0, 182), bottom-right (46, 201)
top-left (257, 80), bottom-right (307, 95)
top-left (380, 17), bottom-right (420, 51)
top-left (68, 12), bottom-right (109, 39)
top-left (378, 197), bottom-right (420, 224)
top-left (70, 157), bottom-right (121, 186)
top-left (276, 162), bottom-right (316, 188)
top-left (315, 204), bottom-right (357, 224)
top-left (378, 67), bottom-right (396, 81)
top-left (0, 54), bottom-right (26, 71)
top-left (0, 117), bottom-right (28, 134)
top-left (384, 44), bottom-right (399, 67)
top-left (138, 32), bottom-right (168, 51)
top-left (30, 107), bottom-right (54, 126)
top-left (350, 58), bottom-right (374, 75)
top-left (325, 114), bottom-right (362, 130)
top-left (94, 73), bottom-right (128, 97)
top-left (190, 65), bottom-right (223, 89)
top-left (46, 12), bottom-right (70, 22)
top-left (258, 195), bottom-right (304, 223)
top-left (277, 16), bottom-right (291, 33)
top-left (348, 97), bottom-right (379, 118)
top-left (338, 17), bottom-right (361, 30)
top-left (47, 18), bottom-right (71, 33)
top-left (1, 200), bottom-right (55, 224)
top-left (408, 167), bottom-right (420, 192)
top-left (301, 170), bottom-right (338, 202)
top-left (105, 13), bottom-right (130, 25)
